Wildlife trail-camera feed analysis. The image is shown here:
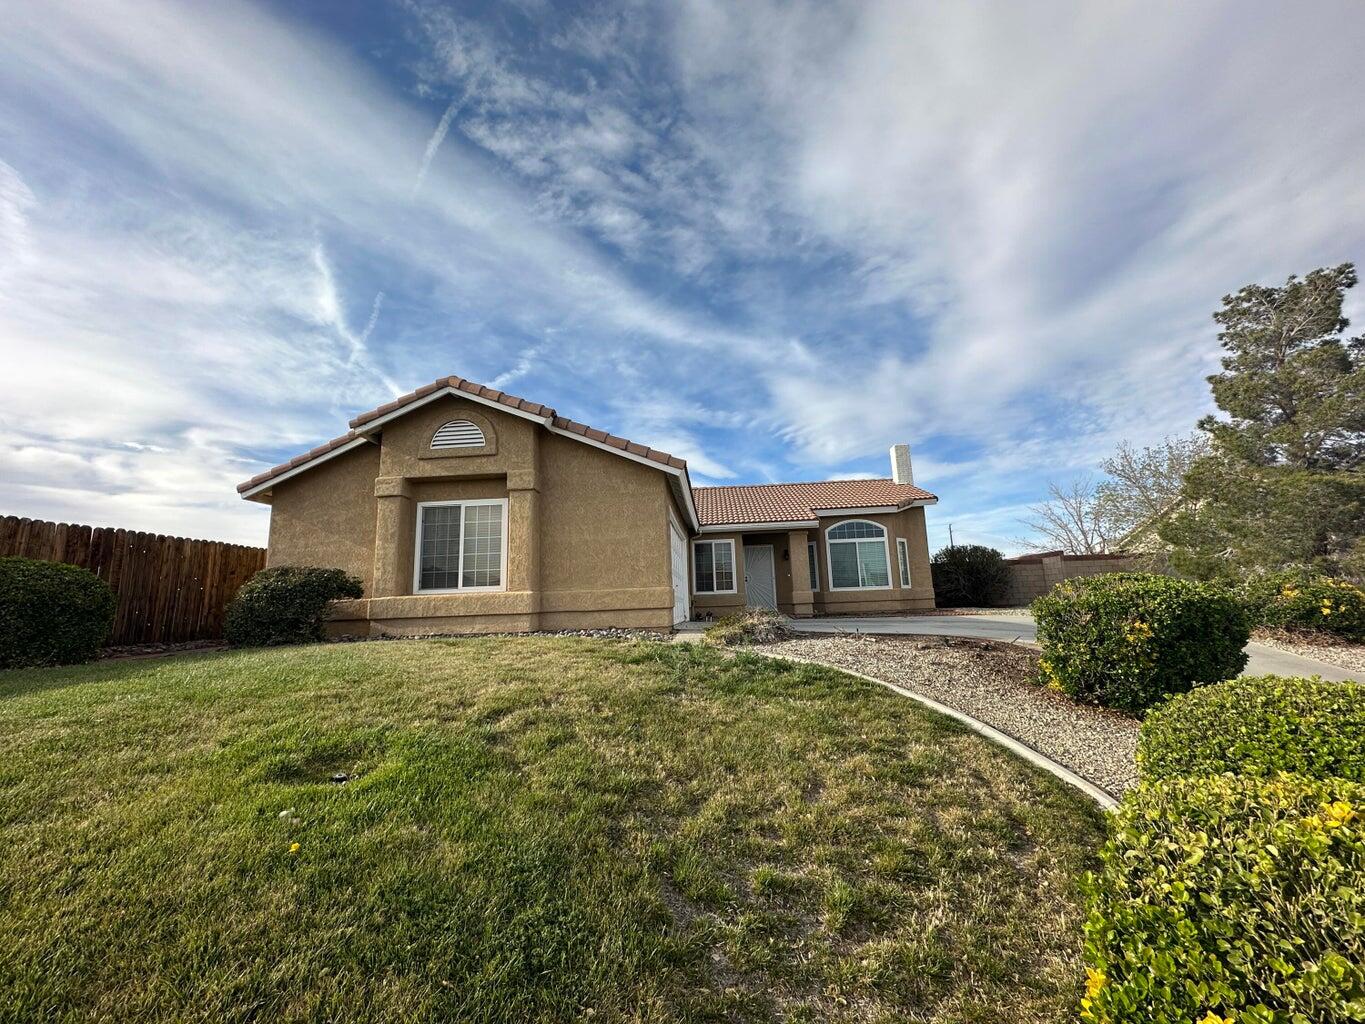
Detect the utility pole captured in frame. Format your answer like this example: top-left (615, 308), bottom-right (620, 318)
top-left (948, 523), bottom-right (955, 547)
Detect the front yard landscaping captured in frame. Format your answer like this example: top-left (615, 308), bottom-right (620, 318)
top-left (0, 637), bottom-right (1105, 1024)
top-left (759, 634), bottom-right (1140, 798)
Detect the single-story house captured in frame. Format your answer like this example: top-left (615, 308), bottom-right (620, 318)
top-left (237, 374), bottom-right (939, 634)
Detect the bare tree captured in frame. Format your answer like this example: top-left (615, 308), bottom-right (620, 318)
top-left (1020, 476), bottom-right (1115, 554)
top-left (1095, 434), bottom-right (1209, 540)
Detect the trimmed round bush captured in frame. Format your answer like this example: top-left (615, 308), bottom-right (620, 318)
top-left (1139, 675), bottom-right (1365, 783)
top-left (1240, 570), bottom-right (1365, 639)
top-left (929, 544), bottom-right (1010, 607)
top-left (224, 566), bottom-right (363, 648)
top-left (1081, 774), bottom-right (1364, 1024)
top-left (0, 556), bottom-right (117, 669)
top-left (1032, 572), bottom-right (1249, 715)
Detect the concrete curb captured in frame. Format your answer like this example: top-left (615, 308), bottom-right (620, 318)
top-left (745, 648), bottom-right (1120, 811)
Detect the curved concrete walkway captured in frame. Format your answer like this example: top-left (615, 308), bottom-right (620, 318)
top-left (786, 613), bottom-right (1360, 682)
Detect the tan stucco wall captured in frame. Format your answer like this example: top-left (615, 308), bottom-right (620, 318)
top-left (812, 507), bottom-right (935, 614)
top-left (538, 431), bottom-right (672, 614)
top-left (263, 393), bottom-right (677, 634)
top-left (689, 506), bottom-right (936, 619)
top-left (265, 442), bottom-right (381, 592)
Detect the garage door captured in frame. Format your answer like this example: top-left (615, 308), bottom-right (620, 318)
top-left (670, 523), bottom-right (690, 625)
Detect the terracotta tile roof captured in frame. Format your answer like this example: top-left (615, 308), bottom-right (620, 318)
top-left (237, 374), bottom-right (687, 494)
top-left (694, 479), bottom-right (938, 526)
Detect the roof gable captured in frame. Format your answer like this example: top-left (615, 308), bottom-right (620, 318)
top-left (237, 376), bottom-right (693, 521)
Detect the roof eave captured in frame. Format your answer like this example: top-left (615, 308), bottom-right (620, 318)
top-left (698, 520), bottom-right (820, 533)
top-left (237, 435), bottom-right (376, 501)
top-left (812, 497), bottom-right (938, 516)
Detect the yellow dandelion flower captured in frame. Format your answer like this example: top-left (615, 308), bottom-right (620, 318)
top-left (289, 842), bottom-right (301, 853)
top-left (1197, 1013), bottom-right (1234, 1024)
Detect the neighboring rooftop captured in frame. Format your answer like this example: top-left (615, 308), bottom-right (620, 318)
top-left (694, 479), bottom-right (938, 527)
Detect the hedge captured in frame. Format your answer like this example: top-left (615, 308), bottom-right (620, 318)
top-left (1081, 774), bottom-right (1364, 1024)
top-left (0, 557), bottom-right (117, 669)
top-left (1240, 570), bottom-right (1365, 640)
top-left (1032, 573), bottom-right (1249, 715)
top-left (224, 566), bottom-right (363, 648)
top-left (1139, 675), bottom-right (1365, 783)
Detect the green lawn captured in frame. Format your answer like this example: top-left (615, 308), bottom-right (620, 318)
top-left (0, 638), bottom-right (1105, 1024)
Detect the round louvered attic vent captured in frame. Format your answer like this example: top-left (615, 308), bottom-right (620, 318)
top-left (431, 419), bottom-right (486, 449)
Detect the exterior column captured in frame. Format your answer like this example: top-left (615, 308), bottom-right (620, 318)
top-left (371, 477), bottom-right (414, 598)
top-left (506, 486), bottom-right (541, 595)
top-left (788, 529), bottom-right (814, 617)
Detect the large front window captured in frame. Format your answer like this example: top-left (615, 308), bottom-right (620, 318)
top-left (826, 520), bottom-right (891, 590)
top-left (693, 539), bottom-right (736, 594)
top-left (414, 499), bottom-right (507, 592)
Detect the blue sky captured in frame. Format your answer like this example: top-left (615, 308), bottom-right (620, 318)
top-left (2, 0), bottom-right (1363, 550)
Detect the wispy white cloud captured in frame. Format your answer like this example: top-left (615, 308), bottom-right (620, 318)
top-left (1, 0), bottom-right (1362, 552)
top-left (412, 96), bottom-right (463, 196)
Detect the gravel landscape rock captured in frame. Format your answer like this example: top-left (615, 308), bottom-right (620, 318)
top-left (757, 633), bottom-right (1140, 798)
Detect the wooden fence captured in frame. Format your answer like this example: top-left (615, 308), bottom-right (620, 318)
top-left (0, 516), bottom-right (266, 645)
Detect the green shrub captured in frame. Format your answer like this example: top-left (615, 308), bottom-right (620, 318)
top-left (1081, 774), bottom-right (1364, 1024)
top-left (1139, 675), bottom-right (1365, 783)
top-left (703, 609), bottom-right (792, 646)
top-left (0, 557), bottom-right (117, 669)
top-left (1239, 570), bottom-right (1365, 639)
top-left (224, 566), bottom-right (363, 648)
top-left (1032, 572), bottom-right (1248, 715)
top-left (929, 544), bottom-right (1010, 607)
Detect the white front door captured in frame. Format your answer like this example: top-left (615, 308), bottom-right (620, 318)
top-left (744, 544), bottom-right (778, 610)
top-left (669, 523), bottom-right (690, 624)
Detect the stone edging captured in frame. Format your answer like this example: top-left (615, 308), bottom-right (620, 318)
top-left (746, 648), bottom-right (1120, 811)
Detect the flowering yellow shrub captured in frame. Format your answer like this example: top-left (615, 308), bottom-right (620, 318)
top-left (1241, 571), bottom-right (1365, 639)
top-left (1082, 775), bottom-right (1365, 1024)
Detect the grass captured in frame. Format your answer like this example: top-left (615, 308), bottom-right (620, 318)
top-left (0, 637), bottom-right (1106, 1023)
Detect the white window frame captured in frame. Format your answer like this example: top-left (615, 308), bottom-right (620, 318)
top-left (825, 519), bottom-right (893, 592)
top-left (897, 537), bottom-right (911, 588)
top-left (412, 498), bottom-right (509, 594)
top-left (692, 538), bottom-right (738, 595)
top-left (807, 540), bottom-right (820, 591)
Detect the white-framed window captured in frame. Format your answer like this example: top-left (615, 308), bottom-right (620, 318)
top-left (413, 499), bottom-right (508, 593)
top-left (826, 519), bottom-right (892, 591)
top-left (693, 539), bottom-right (737, 594)
top-left (807, 541), bottom-right (820, 591)
top-left (897, 538), bottom-right (911, 588)
top-left (431, 420), bottom-right (486, 449)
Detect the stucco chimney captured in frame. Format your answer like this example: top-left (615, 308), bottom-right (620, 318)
top-left (890, 443), bottom-right (913, 485)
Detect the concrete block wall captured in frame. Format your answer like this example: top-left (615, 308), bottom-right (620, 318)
top-left (1000, 550), bottom-right (1143, 606)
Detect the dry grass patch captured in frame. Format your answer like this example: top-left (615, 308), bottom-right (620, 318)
top-left (0, 637), bottom-right (1104, 1023)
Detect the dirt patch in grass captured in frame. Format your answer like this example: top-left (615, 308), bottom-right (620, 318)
top-left (1, 637), bottom-right (1105, 1024)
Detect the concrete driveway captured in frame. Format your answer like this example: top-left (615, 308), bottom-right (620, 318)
top-left (786, 613), bottom-right (1360, 682)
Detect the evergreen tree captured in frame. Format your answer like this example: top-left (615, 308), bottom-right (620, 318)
top-left (1162, 264), bottom-right (1365, 579)
top-left (1202, 263), bottom-right (1365, 469)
